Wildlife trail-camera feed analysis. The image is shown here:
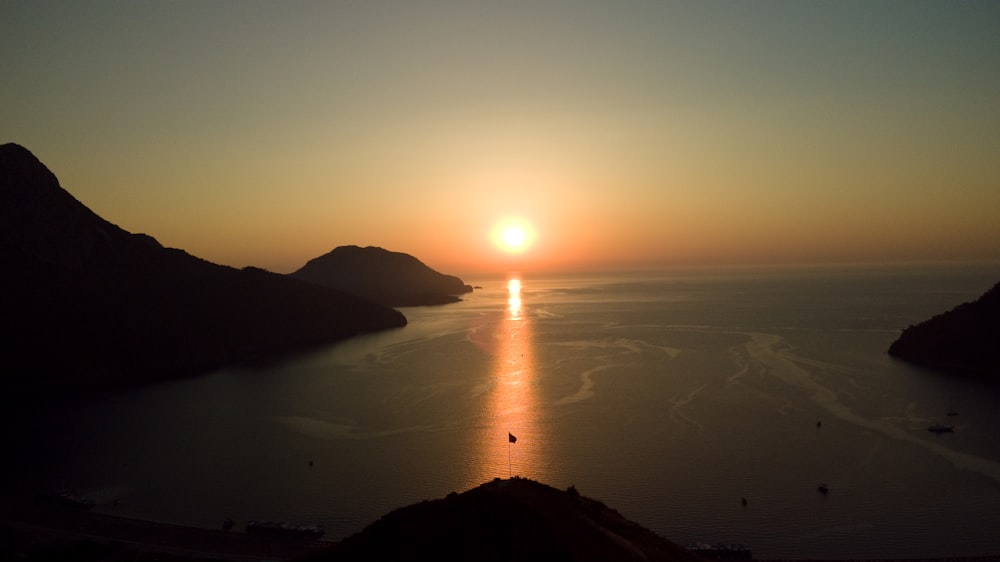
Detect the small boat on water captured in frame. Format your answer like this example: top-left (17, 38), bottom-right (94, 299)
top-left (928, 423), bottom-right (954, 433)
top-left (685, 542), bottom-right (752, 560)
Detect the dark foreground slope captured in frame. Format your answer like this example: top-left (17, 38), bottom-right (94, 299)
top-left (888, 280), bottom-right (1000, 378)
top-left (0, 143), bottom-right (406, 392)
top-left (291, 245), bottom-right (473, 307)
top-left (0, 478), bottom-right (701, 562)
top-left (305, 478), bottom-right (702, 562)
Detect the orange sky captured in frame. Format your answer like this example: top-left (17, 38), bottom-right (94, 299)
top-left (3, 2), bottom-right (999, 276)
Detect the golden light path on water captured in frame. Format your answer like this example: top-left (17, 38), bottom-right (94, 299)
top-left (470, 277), bottom-right (545, 483)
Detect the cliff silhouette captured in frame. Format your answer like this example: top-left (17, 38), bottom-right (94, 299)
top-left (0, 143), bottom-right (406, 392)
top-left (304, 478), bottom-right (703, 562)
top-left (888, 280), bottom-right (1000, 378)
top-left (291, 245), bottom-right (473, 307)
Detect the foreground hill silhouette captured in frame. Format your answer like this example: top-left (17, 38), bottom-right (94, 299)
top-left (303, 478), bottom-right (703, 562)
top-left (888, 280), bottom-right (1000, 378)
top-left (0, 478), bottom-right (707, 561)
top-left (291, 245), bottom-right (473, 307)
top-left (0, 143), bottom-right (406, 392)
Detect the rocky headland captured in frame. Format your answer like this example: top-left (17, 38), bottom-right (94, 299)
top-left (888, 279), bottom-right (1000, 378)
top-left (290, 244), bottom-right (473, 307)
top-left (0, 143), bottom-right (407, 392)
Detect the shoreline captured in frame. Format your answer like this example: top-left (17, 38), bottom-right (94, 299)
top-left (3, 492), bottom-right (999, 562)
top-left (0, 492), bottom-right (332, 561)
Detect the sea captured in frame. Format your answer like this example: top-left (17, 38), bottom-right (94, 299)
top-left (4, 263), bottom-right (1000, 559)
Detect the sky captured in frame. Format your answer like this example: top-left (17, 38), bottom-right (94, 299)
top-left (3, 1), bottom-right (999, 275)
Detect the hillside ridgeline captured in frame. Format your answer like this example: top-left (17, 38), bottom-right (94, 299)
top-left (291, 245), bottom-right (473, 307)
top-left (304, 477), bottom-right (703, 562)
top-left (888, 280), bottom-right (1000, 378)
top-left (0, 143), bottom-right (406, 392)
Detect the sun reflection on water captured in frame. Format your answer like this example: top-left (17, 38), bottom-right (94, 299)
top-left (471, 276), bottom-right (544, 483)
top-left (507, 278), bottom-right (522, 318)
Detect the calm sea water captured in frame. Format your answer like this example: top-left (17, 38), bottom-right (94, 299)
top-left (4, 264), bottom-right (1000, 559)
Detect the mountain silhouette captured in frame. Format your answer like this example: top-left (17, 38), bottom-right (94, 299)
top-left (291, 245), bottom-right (473, 307)
top-left (0, 143), bottom-right (406, 392)
top-left (304, 478), bottom-right (704, 562)
top-left (888, 280), bottom-right (1000, 378)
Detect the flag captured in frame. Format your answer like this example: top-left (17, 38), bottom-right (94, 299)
top-left (508, 432), bottom-right (517, 444)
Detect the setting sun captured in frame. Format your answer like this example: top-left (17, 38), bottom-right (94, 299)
top-left (502, 226), bottom-right (526, 249)
top-left (492, 219), bottom-right (535, 254)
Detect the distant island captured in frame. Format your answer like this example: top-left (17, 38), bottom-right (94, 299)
top-left (888, 280), bottom-right (1000, 378)
top-left (0, 143), bottom-right (407, 393)
top-left (291, 245), bottom-right (473, 307)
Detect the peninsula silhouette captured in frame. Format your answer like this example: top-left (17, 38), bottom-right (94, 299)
top-left (291, 245), bottom-right (473, 307)
top-left (889, 280), bottom-right (1000, 378)
top-left (0, 143), bottom-right (406, 392)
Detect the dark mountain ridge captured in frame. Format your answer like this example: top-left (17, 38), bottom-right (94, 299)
top-left (888, 279), bottom-right (1000, 378)
top-left (291, 245), bottom-right (473, 307)
top-left (304, 477), bottom-right (703, 562)
top-left (0, 143), bottom-right (406, 392)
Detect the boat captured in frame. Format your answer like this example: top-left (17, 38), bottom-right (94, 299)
top-left (245, 520), bottom-right (324, 539)
top-left (928, 423), bottom-right (954, 433)
top-left (686, 542), bottom-right (752, 560)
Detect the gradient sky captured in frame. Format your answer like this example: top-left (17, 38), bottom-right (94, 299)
top-left (3, 1), bottom-right (999, 275)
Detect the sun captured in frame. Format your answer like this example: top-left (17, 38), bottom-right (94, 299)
top-left (492, 219), bottom-right (535, 254)
top-left (502, 225), bottom-right (527, 249)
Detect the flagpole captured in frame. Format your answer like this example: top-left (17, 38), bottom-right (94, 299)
top-left (507, 432), bottom-right (517, 479)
